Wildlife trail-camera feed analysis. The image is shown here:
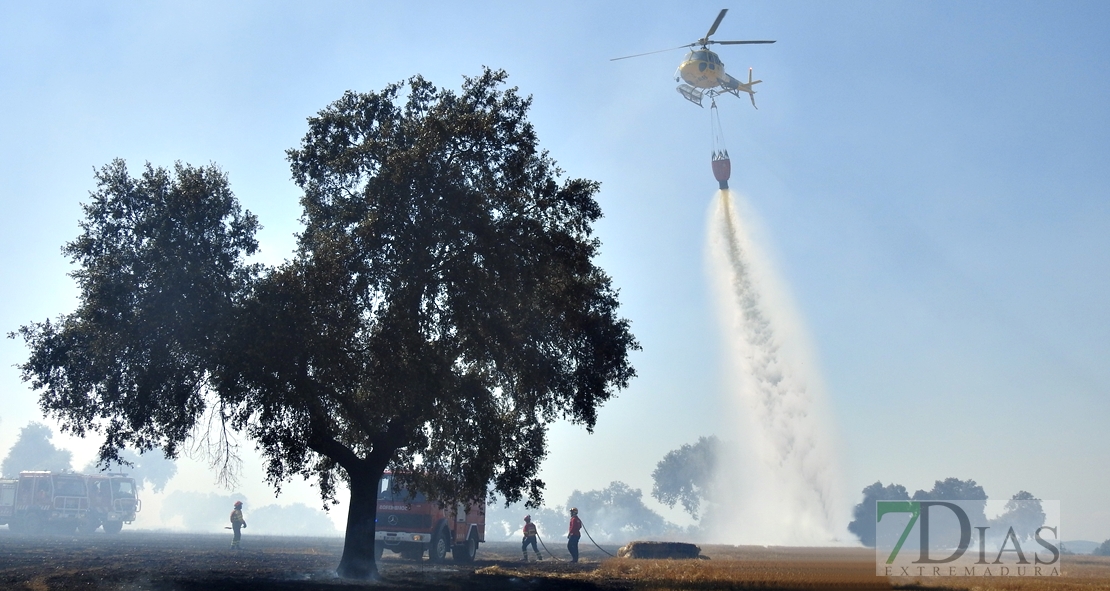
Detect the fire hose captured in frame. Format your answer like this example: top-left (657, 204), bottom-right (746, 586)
top-left (581, 524), bottom-right (615, 557)
top-left (535, 525), bottom-right (615, 561)
top-left (535, 534), bottom-right (564, 561)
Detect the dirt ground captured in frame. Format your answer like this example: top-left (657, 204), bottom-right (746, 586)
top-left (1, 529), bottom-right (1108, 590)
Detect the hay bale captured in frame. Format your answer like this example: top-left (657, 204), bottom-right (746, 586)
top-left (617, 541), bottom-right (704, 560)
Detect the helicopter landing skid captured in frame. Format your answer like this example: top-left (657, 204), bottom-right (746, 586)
top-left (677, 85), bottom-right (733, 108)
top-left (677, 84), bottom-right (704, 107)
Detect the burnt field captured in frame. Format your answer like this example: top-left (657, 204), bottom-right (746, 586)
top-left (1, 530), bottom-right (1109, 591)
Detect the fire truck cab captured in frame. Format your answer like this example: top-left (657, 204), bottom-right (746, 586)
top-left (84, 474), bottom-right (141, 533)
top-left (374, 472), bottom-right (485, 563)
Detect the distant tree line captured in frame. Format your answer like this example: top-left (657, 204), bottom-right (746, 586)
top-left (847, 478), bottom-right (1047, 548)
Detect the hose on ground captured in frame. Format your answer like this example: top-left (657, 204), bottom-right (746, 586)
top-left (581, 525), bottom-right (615, 557)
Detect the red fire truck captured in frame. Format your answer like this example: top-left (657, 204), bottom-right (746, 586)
top-left (374, 472), bottom-right (485, 562)
top-left (0, 471), bottom-right (139, 534)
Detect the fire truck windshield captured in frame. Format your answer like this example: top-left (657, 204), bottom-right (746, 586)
top-left (112, 479), bottom-right (135, 497)
top-left (377, 474), bottom-right (426, 502)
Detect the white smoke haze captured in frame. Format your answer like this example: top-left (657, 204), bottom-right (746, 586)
top-left (704, 190), bottom-right (850, 545)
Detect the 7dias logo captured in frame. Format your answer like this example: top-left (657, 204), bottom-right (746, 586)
top-left (875, 500), bottom-right (1061, 577)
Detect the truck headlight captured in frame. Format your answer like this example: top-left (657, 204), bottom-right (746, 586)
top-left (412, 535), bottom-right (423, 541)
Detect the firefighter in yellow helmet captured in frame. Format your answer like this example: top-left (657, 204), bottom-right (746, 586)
top-left (230, 501), bottom-right (247, 548)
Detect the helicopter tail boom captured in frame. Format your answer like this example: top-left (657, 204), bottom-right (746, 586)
top-left (720, 68), bottom-right (761, 109)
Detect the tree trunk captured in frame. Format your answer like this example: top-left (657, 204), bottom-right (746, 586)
top-left (336, 466), bottom-right (384, 579)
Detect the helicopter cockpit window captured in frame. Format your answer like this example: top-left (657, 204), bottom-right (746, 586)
top-left (693, 50), bottom-right (709, 61)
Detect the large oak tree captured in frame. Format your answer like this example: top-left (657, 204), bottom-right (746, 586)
top-left (15, 69), bottom-right (638, 579)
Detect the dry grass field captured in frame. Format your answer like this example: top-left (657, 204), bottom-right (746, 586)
top-left (1, 531), bottom-right (1107, 590)
top-left (477, 543), bottom-right (1110, 591)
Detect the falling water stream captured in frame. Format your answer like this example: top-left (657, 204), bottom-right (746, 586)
top-left (706, 190), bottom-right (847, 545)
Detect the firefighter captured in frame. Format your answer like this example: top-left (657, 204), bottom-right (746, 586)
top-left (567, 507), bottom-right (582, 563)
top-left (230, 501), bottom-right (247, 548)
top-left (522, 515), bottom-right (542, 561)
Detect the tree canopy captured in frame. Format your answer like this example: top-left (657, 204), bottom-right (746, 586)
top-left (567, 481), bottom-right (673, 542)
top-left (847, 481), bottom-right (911, 548)
top-left (848, 478), bottom-right (1038, 548)
top-left (651, 435), bottom-right (720, 520)
top-left (1, 422), bottom-right (73, 477)
top-left (990, 491), bottom-right (1045, 542)
top-left (15, 68), bottom-right (638, 579)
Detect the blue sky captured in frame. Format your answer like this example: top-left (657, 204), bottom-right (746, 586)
top-left (1, 1), bottom-right (1108, 540)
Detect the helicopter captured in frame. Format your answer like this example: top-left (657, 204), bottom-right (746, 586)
top-left (611, 9), bottom-right (775, 109)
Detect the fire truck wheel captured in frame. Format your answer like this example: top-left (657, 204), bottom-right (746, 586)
top-left (102, 520), bottom-right (123, 534)
top-left (428, 527), bottom-right (450, 563)
top-left (452, 532), bottom-right (477, 563)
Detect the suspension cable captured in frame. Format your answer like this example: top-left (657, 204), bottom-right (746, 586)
top-left (710, 96), bottom-right (729, 160)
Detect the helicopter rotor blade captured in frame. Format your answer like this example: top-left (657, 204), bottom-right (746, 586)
top-left (610, 44), bottom-right (693, 61)
top-left (705, 8), bottom-right (728, 38)
top-left (712, 40), bottom-right (777, 45)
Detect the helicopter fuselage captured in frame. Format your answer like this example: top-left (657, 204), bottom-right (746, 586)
top-left (676, 49), bottom-right (729, 90)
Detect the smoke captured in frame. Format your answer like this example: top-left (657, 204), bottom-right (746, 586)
top-left (160, 491), bottom-right (338, 536)
top-left (705, 190), bottom-right (848, 545)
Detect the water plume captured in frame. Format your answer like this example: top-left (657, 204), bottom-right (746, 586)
top-left (705, 190), bottom-right (847, 545)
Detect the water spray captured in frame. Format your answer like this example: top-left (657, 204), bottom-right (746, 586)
top-left (706, 191), bottom-right (847, 545)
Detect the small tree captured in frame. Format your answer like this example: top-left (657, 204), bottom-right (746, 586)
top-left (16, 69), bottom-right (638, 579)
top-left (990, 491), bottom-right (1045, 542)
top-left (847, 481), bottom-right (910, 548)
top-left (1, 422), bottom-right (73, 477)
top-left (651, 435), bottom-right (720, 520)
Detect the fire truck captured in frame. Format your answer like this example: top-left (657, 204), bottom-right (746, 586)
top-left (374, 472), bottom-right (485, 562)
top-left (0, 471), bottom-right (139, 534)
